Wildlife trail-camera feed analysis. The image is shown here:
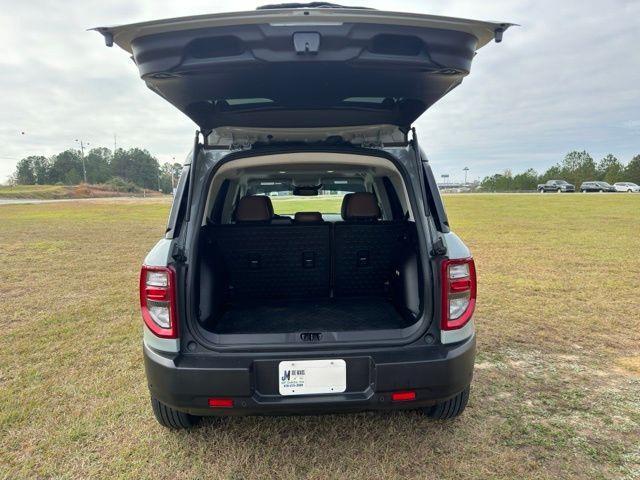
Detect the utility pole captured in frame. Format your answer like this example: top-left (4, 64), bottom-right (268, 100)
top-left (74, 139), bottom-right (89, 184)
top-left (463, 167), bottom-right (469, 185)
top-left (113, 134), bottom-right (117, 152)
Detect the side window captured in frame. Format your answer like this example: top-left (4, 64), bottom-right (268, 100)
top-left (165, 166), bottom-right (189, 238)
top-left (421, 162), bottom-right (450, 233)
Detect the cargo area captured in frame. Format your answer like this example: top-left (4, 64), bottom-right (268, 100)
top-left (191, 152), bottom-right (425, 343)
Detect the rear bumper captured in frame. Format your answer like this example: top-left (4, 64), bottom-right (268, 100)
top-left (144, 334), bottom-right (476, 416)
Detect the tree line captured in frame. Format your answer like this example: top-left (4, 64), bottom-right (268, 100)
top-left (480, 151), bottom-right (640, 192)
top-left (12, 147), bottom-right (182, 194)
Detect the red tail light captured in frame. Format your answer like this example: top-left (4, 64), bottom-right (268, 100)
top-left (441, 258), bottom-right (476, 331)
top-left (208, 398), bottom-right (234, 408)
top-left (140, 265), bottom-right (178, 338)
top-left (391, 391), bottom-right (416, 402)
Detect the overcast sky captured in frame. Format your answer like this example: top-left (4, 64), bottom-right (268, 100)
top-left (1, 0), bottom-right (639, 183)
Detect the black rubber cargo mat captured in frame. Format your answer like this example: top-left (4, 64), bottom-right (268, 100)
top-left (212, 297), bottom-right (411, 334)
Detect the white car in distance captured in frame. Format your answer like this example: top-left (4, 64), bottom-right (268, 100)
top-left (613, 182), bottom-right (640, 192)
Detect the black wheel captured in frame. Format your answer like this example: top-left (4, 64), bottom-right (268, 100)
top-left (557, 188), bottom-right (562, 193)
top-left (538, 189), bottom-right (544, 193)
top-left (423, 387), bottom-right (470, 420)
top-left (151, 396), bottom-right (200, 429)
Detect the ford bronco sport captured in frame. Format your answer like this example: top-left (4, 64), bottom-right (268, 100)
top-left (95, 4), bottom-right (511, 429)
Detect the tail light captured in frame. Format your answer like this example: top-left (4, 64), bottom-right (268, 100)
top-left (441, 258), bottom-right (476, 330)
top-left (140, 265), bottom-right (178, 338)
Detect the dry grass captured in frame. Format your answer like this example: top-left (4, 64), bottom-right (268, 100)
top-left (0, 184), bottom-right (165, 200)
top-left (0, 194), bottom-right (639, 479)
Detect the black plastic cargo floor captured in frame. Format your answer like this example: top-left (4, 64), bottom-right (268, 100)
top-left (211, 297), bottom-right (412, 334)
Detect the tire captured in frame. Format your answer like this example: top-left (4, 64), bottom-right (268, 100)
top-left (581, 189), bottom-right (586, 193)
top-left (151, 396), bottom-right (200, 429)
top-left (557, 188), bottom-right (562, 193)
top-left (423, 386), bottom-right (470, 420)
top-left (538, 189), bottom-right (544, 193)
top-left (628, 189), bottom-right (633, 193)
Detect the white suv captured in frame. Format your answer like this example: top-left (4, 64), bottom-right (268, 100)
top-left (613, 182), bottom-right (640, 192)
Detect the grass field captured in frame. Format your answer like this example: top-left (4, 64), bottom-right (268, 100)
top-left (1, 194), bottom-right (639, 479)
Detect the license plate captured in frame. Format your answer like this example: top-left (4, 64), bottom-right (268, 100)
top-left (278, 359), bottom-right (346, 396)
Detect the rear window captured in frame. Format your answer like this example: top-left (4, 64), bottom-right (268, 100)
top-left (246, 178), bottom-right (367, 215)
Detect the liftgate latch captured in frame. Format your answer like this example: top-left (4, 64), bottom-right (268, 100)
top-left (293, 32), bottom-right (320, 54)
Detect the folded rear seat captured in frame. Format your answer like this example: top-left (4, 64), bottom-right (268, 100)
top-left (207, 196), bottom-right (331, 299)
top-left (333, 193), bottom-right (408, 297)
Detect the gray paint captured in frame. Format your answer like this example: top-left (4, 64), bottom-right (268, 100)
top-left (143, 238), bottom-right (172, 267)
top-left (443, 232), bottom-right (471, 259)
top-left (143, 324), bottom-right (180, 353)
top-left (441, 319), bottom-right (475, 345)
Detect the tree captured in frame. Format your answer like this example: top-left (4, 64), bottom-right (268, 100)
top-left (540, 164), bottom-right (562, 182)
top-left (84, 147), bottom-right (112, 184)
top-left (111, 148), bottom-right (160, 189)
top-left (14, 157), bottom-right (36, 184)
top-left (49, 150), bottom-right (83, 185)
top-left (597, 154), bottom-right (624, 184)
top-left (558, 150), bottom-right (597, 186)
top-left (625, 155), bottom-right (640, 184)
top-left (159, 162), bottom-right (182, 194)
top-left (512, 168), bottom-right (540, 191)
top-left (31, 156), bottom-right (51, 184)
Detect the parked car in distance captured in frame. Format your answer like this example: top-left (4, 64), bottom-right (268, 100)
top-left (537, 180), bottom-right (575, 193)
top-left (95, 4), bottom-right (512, 429)
top-left (613, 182), bottom-right (640, 193)
top-left (580, 181), bottom-right (617, 193)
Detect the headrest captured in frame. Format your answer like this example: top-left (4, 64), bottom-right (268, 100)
top-left (234, 195), bottom-right (274, 223)
top-left (341, 192), bottom-right (381, 221)
top-left (294, 211), bottom-right (324, 224)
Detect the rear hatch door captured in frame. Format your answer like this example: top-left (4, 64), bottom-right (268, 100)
top-left (94, 5), bottom-right (511, 130)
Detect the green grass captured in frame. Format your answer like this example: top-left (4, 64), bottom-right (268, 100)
top-left (1, 194), bottom-right (639, 479)
top-left (271, 195), bottom-right (344, 214)
top-left (0, 184), bottom-right (72, 199)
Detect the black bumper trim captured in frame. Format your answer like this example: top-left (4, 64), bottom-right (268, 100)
top-left (144, 334), bottom-right (475, 416)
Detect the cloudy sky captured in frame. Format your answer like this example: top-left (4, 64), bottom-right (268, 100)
top-left (1, 0), bottom-right (639, 183)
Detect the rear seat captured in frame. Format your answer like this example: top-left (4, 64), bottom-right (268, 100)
top-left (207, 196), bottom-right (331, 299)
top-left (333, 192), bottom-right (408, 297)
top-left (206, 193), bottom-right (407, 301)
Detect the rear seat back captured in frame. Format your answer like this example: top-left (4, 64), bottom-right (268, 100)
top-left (333, 192), bottom-right (408, 297)
top-left (208, 195), bottom-right (330, 299)
top-left (206, 193), bottom-right (408, 301)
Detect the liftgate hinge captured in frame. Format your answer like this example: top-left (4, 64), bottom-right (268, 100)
top-left (172, 244), bottom-right (187, 263)
top-left (431, 237), bottom-right (447, 257)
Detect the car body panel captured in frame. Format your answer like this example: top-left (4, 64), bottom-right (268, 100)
top-left (143, 238), bottom-right (173, 267)
top-left (94, 8), bottom-right (511, 129)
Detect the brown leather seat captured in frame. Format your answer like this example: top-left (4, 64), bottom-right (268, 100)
top-left (293, 211), bottom-right (324, 224)
top-left (341, 192), bottom-right (381, 222)
top-left (234, 195), bottom-right (274, 223)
